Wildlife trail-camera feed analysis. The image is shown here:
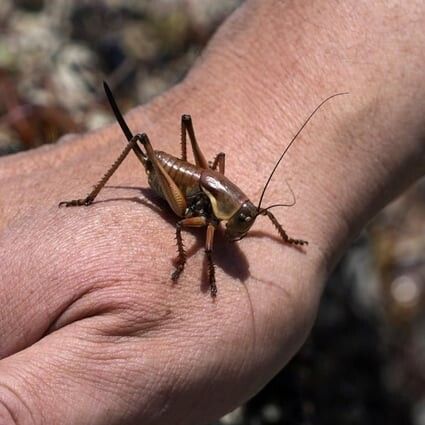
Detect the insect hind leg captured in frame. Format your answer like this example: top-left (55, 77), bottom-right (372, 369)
top-left (58, 134), bottom-right (144, 207)
top-left (136, 133), bottom-right (187, 217)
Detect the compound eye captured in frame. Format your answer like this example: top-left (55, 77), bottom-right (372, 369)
top-left (239, 213), bottom-right (252, 223)
top-left (238, 213), bottom-right (253, 227)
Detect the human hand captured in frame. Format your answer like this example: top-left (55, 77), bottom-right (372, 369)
top-left (0, 95), bottom-right (323, 424)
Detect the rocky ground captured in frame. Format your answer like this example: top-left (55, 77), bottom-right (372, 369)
top-left (1, 1), bottom-right (423, 424)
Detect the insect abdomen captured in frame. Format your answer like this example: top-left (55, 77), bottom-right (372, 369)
top-left (155, 151), bottom-right (202, 195)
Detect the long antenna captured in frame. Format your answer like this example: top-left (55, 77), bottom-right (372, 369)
top-left (257, 92), bottom-right (348, 210)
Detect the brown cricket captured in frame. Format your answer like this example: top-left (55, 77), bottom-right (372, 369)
top-left (59, 83), bottom-right (345, 296)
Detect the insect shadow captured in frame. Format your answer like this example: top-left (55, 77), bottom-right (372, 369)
top-left (101, 185), bottom-right (251, 285)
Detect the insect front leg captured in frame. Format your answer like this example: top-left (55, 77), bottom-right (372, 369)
top-left (59, 134), bottom-right (146, 207)
top-left (205, 223), bottom-right (217, 297)
top-left (172, 216), bottom-right (217, 297)
top-left (262, 210), bottom-right (308, 246)
top-left (172, 216), bottom-right (207, 281)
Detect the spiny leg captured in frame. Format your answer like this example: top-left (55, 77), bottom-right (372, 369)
top-left (210, 152), bottom-right (225, 174)
top-left (59, 134), bottom-right (145, 207)
top-left (180, 115), bottom-right (188, 161)
top-left (205, 223), bottom-right (217, 297)
top-left (181, 114), bottom-right (209, 168)
top-left (172, 221), bottom-right (187, 282)
top-left (172, 216), bottom-right (207, 282)
top-left (262, 210), bottom-right (308, 246)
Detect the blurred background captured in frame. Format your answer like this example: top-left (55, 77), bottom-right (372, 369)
top-left (0, 1), bottom-right (423, 424)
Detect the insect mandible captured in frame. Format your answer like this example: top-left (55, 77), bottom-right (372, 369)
top-left (59, 83), bottom-right (346, 297)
